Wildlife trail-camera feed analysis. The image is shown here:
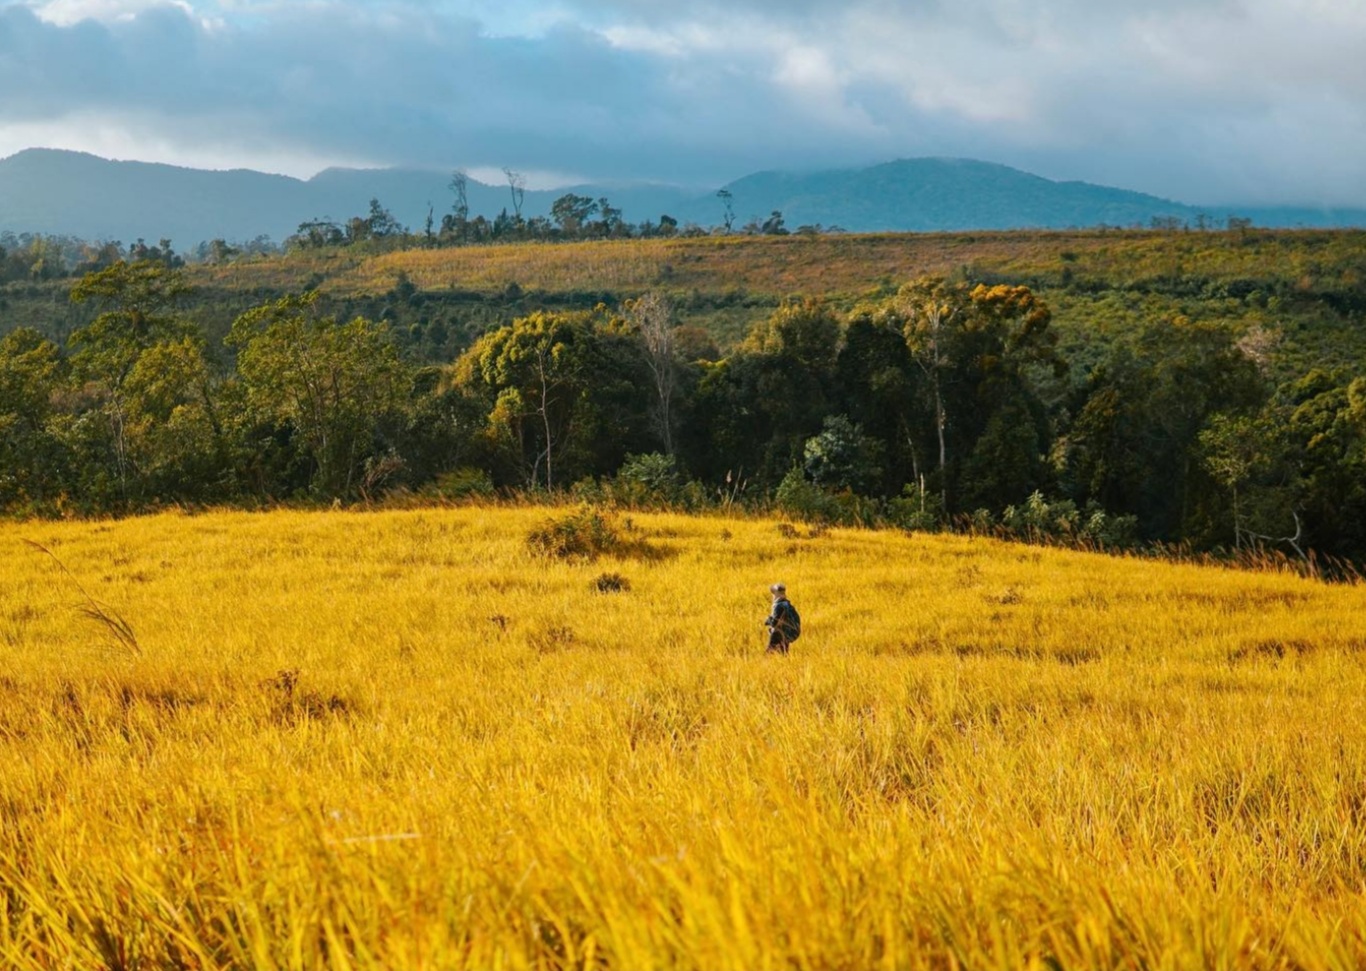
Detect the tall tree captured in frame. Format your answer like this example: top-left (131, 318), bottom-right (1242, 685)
top-left (0, 328), bottom-right (66, 508)
top-left (456, 308), bottom-right (649, 489)
top-left (448, 169), bottom-right (470, 242)
top-left (68, 260), bottom-right (199, 502)
top-left (550, 194), bottom-right (597, 236)
top-left (629, 292), bottom-right (679, 456)
top-left (228, 292), bottom-right (412, 498)
top-left (503, 168), bottom-right (526, 220)
top-left (879, 279), bottom-right (1061, 510)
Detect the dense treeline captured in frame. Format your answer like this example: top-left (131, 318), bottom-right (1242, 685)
top-left (3, 258), bottom-right (1364, 563)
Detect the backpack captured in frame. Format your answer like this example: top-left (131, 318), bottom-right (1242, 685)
top-left (779, 600), bottom-right (802, 641)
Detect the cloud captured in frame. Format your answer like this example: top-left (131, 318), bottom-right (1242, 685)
top-left (0, 0), bottom-right (1363, 203)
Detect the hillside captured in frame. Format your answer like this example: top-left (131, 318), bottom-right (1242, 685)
top-left (3, 504), bottom-right (1365, 968)
top-left (7, 227), bottom-right (1366, 374)
top-left (5, 149), bottom-right (1364, 245)
top-left (190, 227), bottom-right (1366, 371)
top-left (682, 158), bottom-right (1199, 231)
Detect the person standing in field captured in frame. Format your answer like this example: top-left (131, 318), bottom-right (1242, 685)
top-left (764, 583), bottom-right (801, 655)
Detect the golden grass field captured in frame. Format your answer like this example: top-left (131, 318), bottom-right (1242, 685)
top-left (193, 229), bottom-right (1366, 302)
top-left (3, 505), bottom-right (1366, 969)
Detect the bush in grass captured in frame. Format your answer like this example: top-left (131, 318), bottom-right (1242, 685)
top-left (527, 506), bottom-right (622, 560)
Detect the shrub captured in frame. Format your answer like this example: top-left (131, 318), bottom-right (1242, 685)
top-left (527, 507), bottom-right (622, 560)
top-left (774, 468), bottom-right (840, 523)
top-left (423, 467), bottom-right (495, 500)
top-left (886, 482), bottom-right (945, 532)
top-left (616, 452), bottom-right (683, 504)
top-left (591, 572), bottom-right (631, 593)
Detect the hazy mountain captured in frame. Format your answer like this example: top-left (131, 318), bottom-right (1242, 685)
top-left (682, 158), bottom-right (1200, 231)
top-left (1, 149), bottom-right (1362, 246)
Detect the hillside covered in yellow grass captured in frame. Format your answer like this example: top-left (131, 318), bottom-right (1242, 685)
top-left (3, 505), bottom-right (1366, 969)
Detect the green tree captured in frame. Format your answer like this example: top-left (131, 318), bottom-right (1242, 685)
top-left (802, 414), bottom-right (882, 493)
top-left (0, 328), bottom-right (67, 509)
top-left (550, 194), bottom-right (597, 236)
top-left (836, 311), bottom-right (923, 495)
top-left (67, 260), bottom-right (200, 503)
top-left (1060, 318), bottom-right (1265, 541)
top-left (878, 279), bottom-right (1060, 510)
top-left (228, 292), bottom-right (412, 499)
top-left (1275, 370), bottom-right (1366, 557)
top-left (456, 308), bottom-right (653, 490)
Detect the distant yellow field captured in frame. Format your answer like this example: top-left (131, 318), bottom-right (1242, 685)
top-left (191, 228), bottom-right (1366, 302)
top-left (3, 506), bottom-right (1365, 969)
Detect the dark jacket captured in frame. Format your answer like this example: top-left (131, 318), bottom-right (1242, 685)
top-left (766, 598), bottom-right (798, 639)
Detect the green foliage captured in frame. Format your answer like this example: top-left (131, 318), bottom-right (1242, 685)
top-left (617, 452), bottom-right (683, 501)
top-left (456, 307), bottom-right (651, 491)
top-left (774, 468), bottom-right (840, 524)
top-left (996, 492), bottom-right (1138, 549)
top-left (886, 482), bottom-right (946, 532)
top-left (0, 327), bottom-right (67, 510)
top-left (4, 229), bottom-right (1366, 563)
top-left (228, 291), bottom-right (412, 498)
top-left (421, 467), bottom-right (495, 501)
top-left (527, 507), bottom-right (623, 560)
top-left (802, 415), bottom-right (882, 494)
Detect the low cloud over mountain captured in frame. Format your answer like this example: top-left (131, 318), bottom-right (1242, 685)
top-left (1, 0), bottom-right (1364, 207)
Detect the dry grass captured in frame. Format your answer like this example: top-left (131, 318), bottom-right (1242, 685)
top-left (2, 506), bottom-right (1366, 969)
top-left (184, 229), bottom-right (1366, 303)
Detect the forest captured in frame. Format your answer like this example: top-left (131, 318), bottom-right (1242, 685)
top-left (1, 225), bottom-right (1364, 563)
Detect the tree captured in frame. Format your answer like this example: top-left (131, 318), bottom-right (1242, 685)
top-left (835, 311), bottom-right (923, 495)
top-left (698, 299), bottom-right (842, 485)
top-left (462, 311), bottom-right (594, 490)
top-left (761, 211), bottom-right (788, 235)
top-left (629, 292), bottom-right (678, 455)
top-left (228, 292), bottom-right (412, 498)
top-left (550, 194), bottom-right (598, 236)
top-left (716, 189), bottom-right (735, 233)
top-left (68, 260), bottom-right (200, 502)
top-left (1059, 318), bottom-right (1265, 541)
top-left (448, 169), bottom-right (470, 242)
top-left (456, 308), bottom-right (650, 490)
top-left (1273, 370), bottom-right (1366, 557)
top-left (503, 168), bottom-right (526, 220)
top-left (292, 219), bottom-right (345, 249)
top-left (0, 328), bottom-right (66, 508)
top-left (881, 279), bottom-right (1061, 510)
top-left (366, 198), bottom-right (403, 238)
top-left (885, 279), bottom-right (962, 504)
top-left (596, 197), bottom-right (625, 237)
top-left (803, 414), bottom-right (882, 493)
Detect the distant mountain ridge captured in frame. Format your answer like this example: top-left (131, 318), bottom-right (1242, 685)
top-left (1, 148), bottom-right (1362, 246)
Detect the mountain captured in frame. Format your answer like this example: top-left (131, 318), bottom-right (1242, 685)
top-left (1, 148), bottom-right (1363, 246)
top-left (681, 158), bottom-right (1198, 231)
top-left (0, 149), bottom-right (699, 246)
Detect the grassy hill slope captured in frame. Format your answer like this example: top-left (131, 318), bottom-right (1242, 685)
top-left (4, 228), bottom-right (1364, 375)
top-left (3, 505), bottom-right (1366, 968)
top-left (193, 228), bottom-right (1366, 371)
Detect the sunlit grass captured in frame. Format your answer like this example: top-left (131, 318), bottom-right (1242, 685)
top-left (185, 229), bottom-right (1366, 304)
top-left (2, 506), bottom-right (1365, 969)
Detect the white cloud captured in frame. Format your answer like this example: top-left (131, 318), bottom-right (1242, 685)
top-left (31, 0), bottom-right (197, 26)
top-left (0, 111), bottom-right (369, 176)
top-left (0, 0), bottom-right (1363, 203)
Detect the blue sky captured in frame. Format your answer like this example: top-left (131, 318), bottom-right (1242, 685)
top-left (1, 0), bottom-right (1364, 205)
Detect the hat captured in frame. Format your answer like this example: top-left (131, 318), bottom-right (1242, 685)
top-left (770, 582), bottom-right (786, 594)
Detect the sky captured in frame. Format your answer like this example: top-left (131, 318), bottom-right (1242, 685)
top-left (1, 0), bottom-right (1364, 205)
